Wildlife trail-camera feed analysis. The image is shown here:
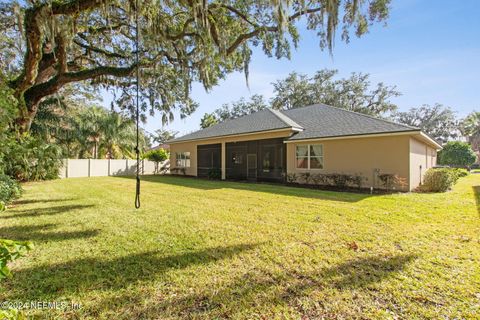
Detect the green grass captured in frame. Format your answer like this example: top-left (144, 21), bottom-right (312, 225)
top-left (1, 175), bottom-right (479, 319)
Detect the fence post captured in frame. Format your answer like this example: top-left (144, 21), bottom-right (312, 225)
top-left (65, 159), bottom-right (69, 178)
top-left (108, 159), bottom-right (111, 176)
top-left (88, 159), bottom-right (91, 177)
top-left (142, 159), bottom-right (145, 175)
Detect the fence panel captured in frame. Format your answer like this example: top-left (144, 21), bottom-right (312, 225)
top-left (67, 159), bottom-right (89, 178)
top-left (90, 159), bottom-right (109, 177)
top-left (143, 160), bottom-right (155, 174)
top-left (109, 159), bottom-right (128, 176)
top-left (59, 159), bottom-right (169, 178)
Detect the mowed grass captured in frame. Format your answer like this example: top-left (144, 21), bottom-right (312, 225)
top-left (1, 175), bottom-right (479, 319)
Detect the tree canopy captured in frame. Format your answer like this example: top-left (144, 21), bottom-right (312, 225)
top-left (438, 141), bottom-right (477, 167)
top-left (460, 111), bottom-right (480, 152)
top-left (150, 128), bottom-right (178, 145)
top-left (1, 0), bottom-right (391, 133)
top-left (200, 94), bottom-right (268, 128)
top-left (270, 69), bottom-right (400, 114)
top-left (392, 104), bottom-right (458, 144)
top-left (200, 69), bottom-right (399, 128)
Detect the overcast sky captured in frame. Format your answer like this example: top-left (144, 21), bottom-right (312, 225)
top-left (110, 0), bottom-right (480, 137)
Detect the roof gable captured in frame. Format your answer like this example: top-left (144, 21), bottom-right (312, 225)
top-left (169, 108), bottom-right (297, 143)
top-left (282, 104), bottom-right (418, 141)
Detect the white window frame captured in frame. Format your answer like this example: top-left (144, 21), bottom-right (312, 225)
top-left (295, 144), bottom-right (324, 170)
top-left (176, 152), bottom-right (191, 168)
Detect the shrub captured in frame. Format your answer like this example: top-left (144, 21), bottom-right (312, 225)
top-left (349, 174), bottom-right (367, 189)
top-left (301, 172), bottom-right (313, 184)
top-left (297, 173), bottom-right (367, 189)
top-left (0, 175), bottom-right (22, 204)
top-left (378, 174), bottom-right (407, 191)
top-left (420, 168), bottom-right (456, 192)
top-left (3, 135), bottom-right (63, 181)
top-left (311, 173), bottom-right (327, 185)
top-left (207, 168), bottom-right (222, 180)
top-left (438, 141), bottom-right (476, 167)
top-left (286, 173), bottom-right (297, 183)
top-left (451, 168), bottom-right (468, 178)
top-left (170, 167), bottom-right (186, 175)
top-left (327, 173), bottom-right (350, 188)
top-left (143, 148), bottom-right (169, 163)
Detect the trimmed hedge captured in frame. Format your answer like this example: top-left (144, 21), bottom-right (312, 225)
top-left (420, 168), bottom-right (468, 192)
top-left (451, 168), bottom-right (468, 179)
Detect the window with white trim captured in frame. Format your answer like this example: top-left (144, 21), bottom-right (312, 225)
top-left (175, 152), bottom-right (191, 168)
top-left (296, 144), bottom-right (323, 169)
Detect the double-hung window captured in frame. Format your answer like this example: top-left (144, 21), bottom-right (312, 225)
top-left (295, 144), bottom-right (323, 169)
top-left (176, 152), bottom-right (191, 167)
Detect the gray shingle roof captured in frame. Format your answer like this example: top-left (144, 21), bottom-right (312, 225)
top-left (283, 104), bottom-right (418, 141)
top-left (168, 108), bottom-right (296, 143)
top-left (267, 109), bottom-right (303, 129)
top-left (169, 103), bottom-right (419, 143)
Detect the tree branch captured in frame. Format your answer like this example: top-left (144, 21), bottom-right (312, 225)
top-left (13, 0), bottom-right (106, 96)
top-left (50, 0), bottom-right (106, 15)
top-left (73, 38), bottom-right (130, 59)
top-left (225, 7), bottom-right (323, 55)
top-left (288, 7), bottom-right (323, 21)
top-left (24, 64), bottom-right (138, 109)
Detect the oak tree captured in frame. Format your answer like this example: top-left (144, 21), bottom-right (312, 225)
top-left (2, 0), bottom-right (391, 133)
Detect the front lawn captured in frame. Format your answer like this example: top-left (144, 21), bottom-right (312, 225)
top-left (1, 175), bottom-right (479, 319)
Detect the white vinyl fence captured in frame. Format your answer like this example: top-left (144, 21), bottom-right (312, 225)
top-left (59, 159), bottom-right (169, 178)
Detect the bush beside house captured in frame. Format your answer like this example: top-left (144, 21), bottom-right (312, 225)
top-left (286, 172), bottom-right (375, 191)
top-left (419, 167), bottom-right (469, 192)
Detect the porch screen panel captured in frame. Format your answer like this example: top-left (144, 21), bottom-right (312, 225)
top-left (258, 138), bottom-right (285, 182)
top-left (197, 144), bottom-right (221, 178)
top-left (226, 142), bottom-right (247, 180)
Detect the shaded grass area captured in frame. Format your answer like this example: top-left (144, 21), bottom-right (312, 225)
top-left (1, 175), bottom-right (479, 319)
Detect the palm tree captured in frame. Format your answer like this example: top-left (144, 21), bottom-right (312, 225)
top-left (73, 107), bottom-right (146, 159)
top-left (99, 112), bottom-right (139, 159)
top-left (461, 111), bottom-right (480, 154)
top-left (74, 106), bottom-right (107, 159)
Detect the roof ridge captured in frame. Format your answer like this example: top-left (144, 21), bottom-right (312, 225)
top-left (315, 103), bottom-right (420, 130)
top-left (267, 108), bottom-right (303, 129)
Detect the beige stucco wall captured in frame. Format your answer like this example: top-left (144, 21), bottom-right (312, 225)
top-left (409, 137), bottom-right (437, 189)
top-left (169, 129), bottom-right (294, 176)
top-left (171, 130), bottom-right (439, 192)
top-left (286, 135), bottom-right (411, 191)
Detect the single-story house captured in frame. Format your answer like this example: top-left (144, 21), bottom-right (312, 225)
top-left (168, 104), bottom-right (441, 191)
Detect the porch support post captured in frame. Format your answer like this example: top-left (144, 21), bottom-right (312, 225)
top-left (221, 142), bottom-right (226, 180)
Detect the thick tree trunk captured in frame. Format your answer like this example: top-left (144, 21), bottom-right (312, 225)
top-left (13, 92), bottom-right (42, 134)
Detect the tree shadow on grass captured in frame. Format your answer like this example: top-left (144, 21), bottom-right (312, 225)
top-left (3, 243), bottom-right (258, 301)
top-left (12, 198), bottom-right (78, 205)
top-left (0, 224), bottom-right (100, 242)
top-left (139, 254), bottom-right (417, 318)
top-left (1, 204), bottom-right (95, 219)
top-left (472, 186), bottom-right (480, 215)
top-left (116, 175), bottom-right (373, 203)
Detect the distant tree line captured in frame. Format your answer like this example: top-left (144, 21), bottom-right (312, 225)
top-left (200, 69), bottom-right (475, 149)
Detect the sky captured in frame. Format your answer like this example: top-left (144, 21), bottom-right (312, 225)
top-left (112, 0), bottom-right (480, 137)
